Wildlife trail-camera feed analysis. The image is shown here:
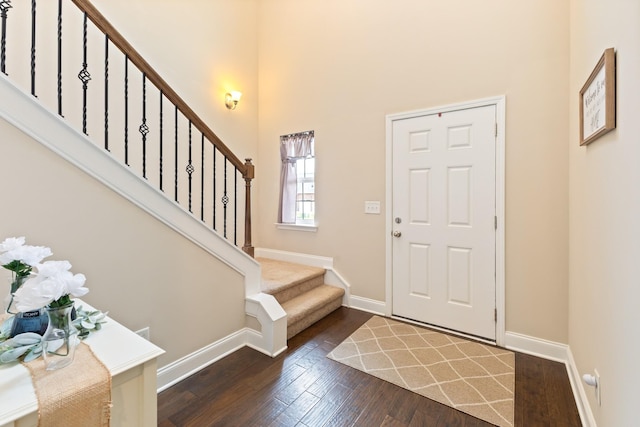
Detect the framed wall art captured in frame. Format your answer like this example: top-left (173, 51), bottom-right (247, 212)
top-left (579, 48), bottom-right (616, 146)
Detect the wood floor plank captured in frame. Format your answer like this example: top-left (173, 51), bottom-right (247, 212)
top-left (158, 307), bottom-right (582, 427)
top-left (299, 382), bottom-right (356, 426)
top-left (268, 391), bottom-right (320, 427)
top-left (351, 380), bottom-right (404, 426)
top-left (515, 352), bottom-right (552, 425)
top-left (545, 358), bottom-right (582, 425)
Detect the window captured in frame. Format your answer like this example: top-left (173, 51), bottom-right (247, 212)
top-left (278, 131), bottom-right (315, 226)
top-left (295, 156), bottom-right (315, 224)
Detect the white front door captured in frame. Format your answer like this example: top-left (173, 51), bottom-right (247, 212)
top-left (391, 104), bottom-right (497, 340)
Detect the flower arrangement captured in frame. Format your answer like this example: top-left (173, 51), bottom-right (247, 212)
top-left (0, 237), bottom-right (106, 364)
top-left (1, 237), bottom-right (89, 311)
top-left (0, 236), bottom-right (53, 311)
top-left (14, 260), bottom-right (89, 311)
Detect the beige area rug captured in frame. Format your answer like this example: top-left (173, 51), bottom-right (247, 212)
top-left (327, 316), bottom-right (514, 426)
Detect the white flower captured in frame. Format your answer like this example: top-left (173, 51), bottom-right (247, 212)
top-left (13, 280), bottom-right (51, 312)
top-left (13, 261), bottom-right (89, 312)
top-left (0, 237), bottom-right (25, 252)
top-left (0, 237), bottom-right (53, 267)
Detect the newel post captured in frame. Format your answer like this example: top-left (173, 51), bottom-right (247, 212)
top-left (242, 158), bottom-right (255, 257)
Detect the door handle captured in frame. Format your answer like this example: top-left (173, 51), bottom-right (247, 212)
top-left (393, 231), bottom-right (402, 238)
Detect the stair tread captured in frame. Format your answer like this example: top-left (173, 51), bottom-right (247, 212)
top-left (258, 257), bottom-right (325, 295)
top-left (282, 284), bottom-right (345, 323)
top-left (257, 257), bottom-right (345, 340)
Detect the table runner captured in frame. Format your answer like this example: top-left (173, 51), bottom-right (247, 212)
top-left (23, 342), bottom-right (112, 427)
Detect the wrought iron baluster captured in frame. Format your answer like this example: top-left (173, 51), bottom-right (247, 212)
top-left (212, 145), bottom-right (217, 231)
top-left (57, 0), bottom-right (62, 115)
top-left (159, 91), bottom-right (164, 192)
top-left (104, 34), bottom-right (109, 150)
top-left (223, 158), bottom-right (229, 238)
top-left (78, 12), bottom-right (91, 135)
top-left (30, 0), bottom-right (36, 96)
top-left (139, 73), bottom-right (149, 178)
top-left (234, 168), bottom-right (238, 245)
top-left (124, 56), bottom-right (129, 164)
top-left (200, 134), bottom-right (205, 221)
top-left (174, 106), bottom-right (178, 202)
top-left (0, 1), bottom-right (10, 75)
top-left (186, 121), bottom-right (193, 212)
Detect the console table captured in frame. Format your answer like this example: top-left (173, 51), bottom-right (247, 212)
top-left (0, 301), bottom-right (164, 427)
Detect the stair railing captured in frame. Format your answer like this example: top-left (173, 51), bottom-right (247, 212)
top-left (0, 0), bottom-right (254, 256)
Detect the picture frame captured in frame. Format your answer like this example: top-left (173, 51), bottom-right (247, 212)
top-left (579, 48), bottom-right (616, 146)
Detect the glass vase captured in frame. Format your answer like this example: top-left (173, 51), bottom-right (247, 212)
top-left (5, 273), bottom-right (28, 314)
top-left (42, 302), bottom-right (79, 370)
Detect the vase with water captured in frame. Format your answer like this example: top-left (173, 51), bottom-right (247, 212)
top-left (42, 302), bottom-right (79, 370)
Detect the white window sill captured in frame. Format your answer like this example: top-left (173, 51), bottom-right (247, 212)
top-left (275, 223), bottom-right (318, 232)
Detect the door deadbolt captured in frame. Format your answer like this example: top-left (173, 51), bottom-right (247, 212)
top-left (395, 217), bottom-right (402, 224)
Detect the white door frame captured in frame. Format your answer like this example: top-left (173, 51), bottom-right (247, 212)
top-left (385, 95), bottom-right (506, 346)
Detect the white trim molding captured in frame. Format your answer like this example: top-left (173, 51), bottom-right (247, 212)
top-left (157, 321), bottom-right (286, 392)
top-left (275, 223), bottom-right (318, 232)
top-left (385, 95), bottom-right (507, 346)
top-left (349, 296), bottom-right (386, 315)
top-left (566, 347), bottom-right (597, 427)
top-left (157, 329), bottom-right (247, 392)
top-left (245, 293), bottom-right (288, 357)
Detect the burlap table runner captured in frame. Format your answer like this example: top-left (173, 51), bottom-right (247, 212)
top-left (23, 342), bottom-right (112, 427)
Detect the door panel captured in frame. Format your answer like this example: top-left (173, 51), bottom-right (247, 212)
top-left (392, 105), bottom-right (496, 340)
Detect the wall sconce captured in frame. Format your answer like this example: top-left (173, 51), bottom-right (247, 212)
top-left (225, 91), bottom-right (242, 110)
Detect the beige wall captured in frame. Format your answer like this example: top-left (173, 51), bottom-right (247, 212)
top-left (0, 118), bottom-right (246, 367)
top-left (569, 0), bottom-right (640, 424)
top-left (93, 0), bottom-right (259, 161)
top-left (257, 0), bottom-right (570, 342)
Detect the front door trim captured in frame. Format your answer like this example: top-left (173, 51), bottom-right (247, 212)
top-left (385, 95), bottom-right (506, 346)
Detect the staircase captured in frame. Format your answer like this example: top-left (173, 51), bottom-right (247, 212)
top-left (258, 258), bottom-right (345, 339)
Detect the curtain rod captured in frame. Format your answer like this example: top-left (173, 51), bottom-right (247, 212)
top-left (280, 130), bottom-right (314, 138)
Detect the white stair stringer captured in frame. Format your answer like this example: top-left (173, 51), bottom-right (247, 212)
top-left (0, 73), bottom-right (285, 359)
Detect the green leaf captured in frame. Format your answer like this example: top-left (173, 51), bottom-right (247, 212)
top-left (0, 345), bottom-right (31, 363)
top-left (23, 345), bottom-right (43, 362)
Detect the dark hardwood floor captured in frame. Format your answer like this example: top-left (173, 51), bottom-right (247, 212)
top-left (158, 308), bottom-right (581, 426)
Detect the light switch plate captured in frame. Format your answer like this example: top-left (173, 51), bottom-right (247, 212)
top-left (364, 201), bottom-right (381, 214)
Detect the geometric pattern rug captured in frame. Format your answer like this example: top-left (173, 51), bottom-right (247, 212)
top-left (327, 316), bottom-right (515, 426)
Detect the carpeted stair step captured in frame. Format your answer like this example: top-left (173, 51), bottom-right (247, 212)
top-left (258, 257), bottom-right (346, 339)
top-left (257, 257), bottom-right (326, 303)
top-left (281, 284), bottom-right (345, 339)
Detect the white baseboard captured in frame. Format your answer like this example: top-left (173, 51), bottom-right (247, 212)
top-left (505, 331), bottom-right (568, 362)
top-left (505, 331), bottom-right (595, 427)
top-left (566, 346), bottom-right (597, 427)
top-left (156, 329), bottom-right (248, 392)
top-left (255, 248), bottom-right (333, 269)
top-left (349, 296), bottom-right (386, 315)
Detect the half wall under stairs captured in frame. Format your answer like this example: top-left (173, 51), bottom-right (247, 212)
top-left (258, 258), bottom-right (345, 339)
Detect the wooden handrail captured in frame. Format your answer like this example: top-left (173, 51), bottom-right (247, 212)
top-left (70, 0), bottom-right (254, 256)
top-left (70, 0), bottom-right (247, 176)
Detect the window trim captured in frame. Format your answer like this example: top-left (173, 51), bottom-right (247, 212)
top-left (275, 223), bottom-right (318, 232)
